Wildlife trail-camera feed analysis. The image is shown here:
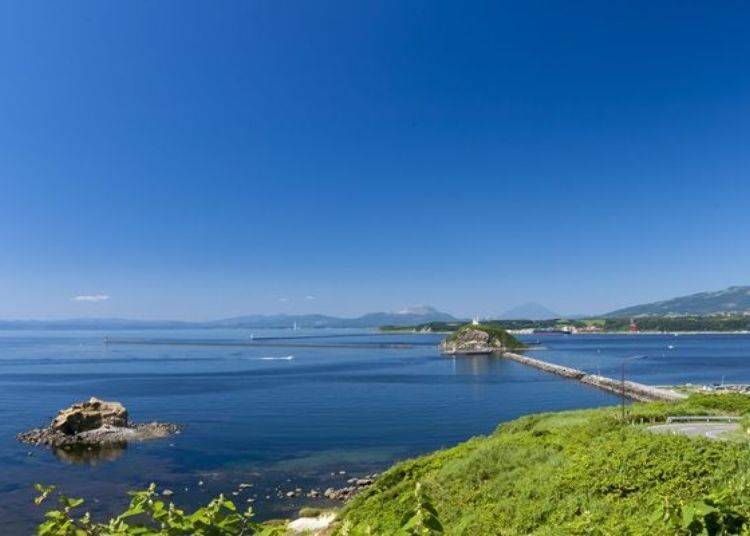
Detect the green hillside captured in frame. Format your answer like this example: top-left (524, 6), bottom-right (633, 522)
top-left (607, 286), bottom-right (750, 317)
top-left (338, 394), bottom-right (750, 534)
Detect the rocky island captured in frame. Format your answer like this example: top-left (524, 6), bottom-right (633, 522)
top-left (439, 324), bottom-right (525, 355)
top-left (17, 397), bottom-right (179, 449)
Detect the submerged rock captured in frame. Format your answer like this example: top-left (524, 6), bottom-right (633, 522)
top-left (322, 473), bottom-right (379, 501)
top-left (17, 398), bottom-right (179, 450)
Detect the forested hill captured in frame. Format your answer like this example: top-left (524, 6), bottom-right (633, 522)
top-left (607, 286), bottom-right (750, 317)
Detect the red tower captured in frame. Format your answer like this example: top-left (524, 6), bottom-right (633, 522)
top-left (629, 319), bottom-right (638, 333)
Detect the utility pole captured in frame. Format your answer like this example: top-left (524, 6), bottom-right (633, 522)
top-left (621, 355), bottom-right (647, 423)
top-left (621, 361), bottom-right (626, 422)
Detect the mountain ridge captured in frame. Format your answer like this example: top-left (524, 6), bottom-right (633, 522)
top-left (497, 302), bottom-right (560, 320)
top-left (606, 286), bottom-right (750, 317)
top-left (0, 306), bottom-right (458, 330)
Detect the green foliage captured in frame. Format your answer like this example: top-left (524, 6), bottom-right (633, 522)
top-left (398, 482), bottom-right (443, 535)
top-left (340, 482), bottom-right (443, 536)
top-left (338, 395), bottom-right (750, 535)
top-left (33, 482), bottom-right (285, 536)
top-left (655, 474), bottom-right (750, 534)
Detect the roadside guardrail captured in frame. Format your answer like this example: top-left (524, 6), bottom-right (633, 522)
top-left (666, 415), bottom-right (741, 423)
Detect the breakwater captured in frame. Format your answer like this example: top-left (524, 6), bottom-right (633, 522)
top-left (104, 338), bottom-right (415, 350)
top-left (504, 352), bottom-right (685, 402)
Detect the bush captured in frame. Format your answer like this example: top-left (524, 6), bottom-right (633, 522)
top-left (33, 483), bottom-right (285, 535)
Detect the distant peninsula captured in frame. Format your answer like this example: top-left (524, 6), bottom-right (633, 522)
top-left (382, 316), bottom-right (750, 334)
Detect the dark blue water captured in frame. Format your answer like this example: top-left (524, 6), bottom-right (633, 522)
top-left (3, 330), bottom-right (747, 533)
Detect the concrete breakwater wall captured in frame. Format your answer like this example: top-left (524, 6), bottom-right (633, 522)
top-left (579, 374), bottom-right (685, 402)
top-left (504, 352), bottom-right (685, 402)
top-left (502, 352), bottom-right (585, 380)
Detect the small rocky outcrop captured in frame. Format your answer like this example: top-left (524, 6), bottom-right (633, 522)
top-left (440, 324), bottom-right (525, 355)
top-left (17, 397), bottom-right (179, 449)
top-left (440, 328), bottom-right (494, 354)
top-left (51, 398), bottom-right (128, 434)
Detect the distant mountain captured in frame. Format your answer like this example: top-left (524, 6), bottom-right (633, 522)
top-left (498, 302), bottom-right (560, 320)
top-left (347, 306), bottom-right (457, 328)
top-left (0, 318), bottom-right (197, 330)
top-left (209, 314), bottom-right (341, 329)
top-left (0, 306), bottom-right (458, 330)
top-left (606, 286), bottom-right (750, 317)
top-left (212, 306), bottom-right (457, 328)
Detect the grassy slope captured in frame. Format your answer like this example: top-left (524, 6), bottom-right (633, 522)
top-left (339, 394), bottom-right (750, 535)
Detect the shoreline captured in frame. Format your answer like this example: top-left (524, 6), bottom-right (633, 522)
top-left (380, 329), bottom-right (750, 335)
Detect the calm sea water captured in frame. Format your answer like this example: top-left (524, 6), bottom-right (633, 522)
top-left (1, 330), bottom-right (748, 533)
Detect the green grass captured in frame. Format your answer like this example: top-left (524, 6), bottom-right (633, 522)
top-left (338, 394), bottom-right (750, 535)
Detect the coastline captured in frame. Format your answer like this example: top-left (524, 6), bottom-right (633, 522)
top-left (380, 328), bottom-right (750, 335)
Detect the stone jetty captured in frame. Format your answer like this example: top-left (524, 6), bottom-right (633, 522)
top-left (503, 352), bottom-right (685, 402)
top-left (501, 352), bottom-right (585, 379)
top-left (579, 374), bottom-right (685, 402)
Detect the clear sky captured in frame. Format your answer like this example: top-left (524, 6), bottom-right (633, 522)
top-left (1, 1), bottom-right (749, 320)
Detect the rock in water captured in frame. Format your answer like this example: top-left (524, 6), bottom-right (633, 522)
top-left (51, 397), bottom-right (128, 435)
top-left (17, 398), bottom-right (178, 451)
top-left (440, 328), bottom-right (493, 354)
top-left (439, 325), bottom-right (524, 355)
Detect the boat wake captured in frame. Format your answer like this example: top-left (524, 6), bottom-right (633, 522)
top-left (243, 355), bottom-right (295, 361)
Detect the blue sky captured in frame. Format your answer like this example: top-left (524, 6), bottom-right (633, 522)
top-left (1, 1), bottom-right (749, 319)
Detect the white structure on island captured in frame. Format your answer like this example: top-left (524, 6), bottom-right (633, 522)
top-left (471, 316), bottom-right (480, 326)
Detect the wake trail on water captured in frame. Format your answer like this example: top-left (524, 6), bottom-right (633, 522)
top-left (242, 355), bottom-right (295, 361)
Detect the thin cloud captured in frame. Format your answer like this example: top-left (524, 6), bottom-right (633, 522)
top-left (73, 294), bottom-right (110, 303)
top-left (305, 295), bottom-right (316, 300)
top-left (279, 297), bottom-right (290, 303)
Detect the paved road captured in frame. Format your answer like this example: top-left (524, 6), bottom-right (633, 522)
top-left (648, 422), bottom-right (739, 440)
